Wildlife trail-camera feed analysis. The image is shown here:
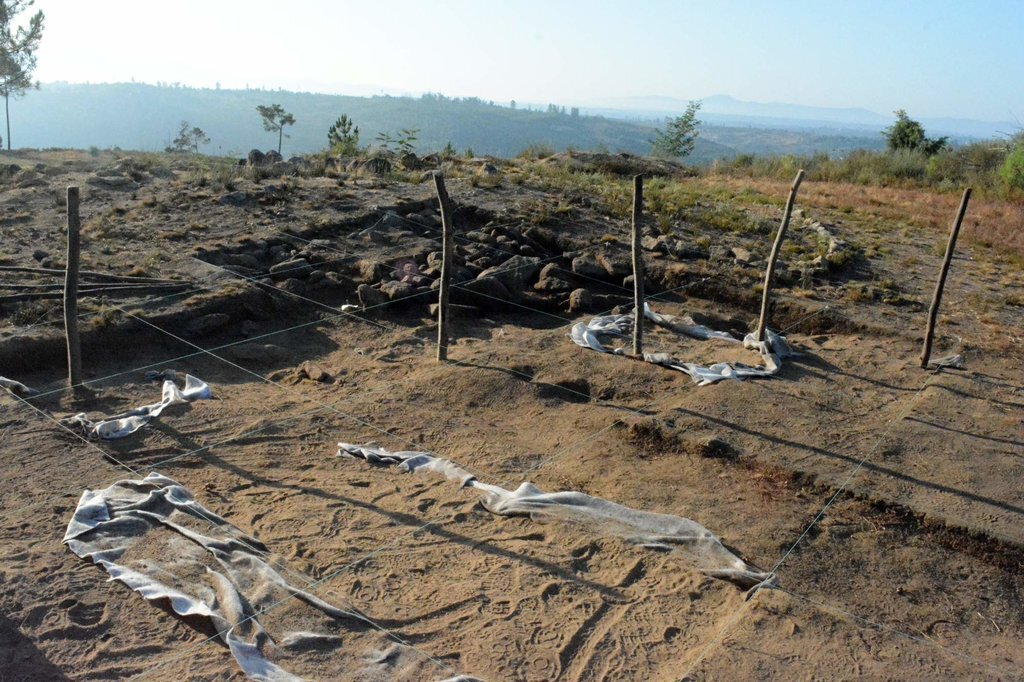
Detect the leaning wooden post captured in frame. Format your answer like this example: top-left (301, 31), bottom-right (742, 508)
top-left (920, 188), bottom-right (972, 368)
top-left (756, 169), bottom-right (805, 343)
top-left (631, 174), bottom-right (644, 356)
top-left (433, 172), bottom-right (455, 362)
top-left (64, 186), bottom-right (83, 392)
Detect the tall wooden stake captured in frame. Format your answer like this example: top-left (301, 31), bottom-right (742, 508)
top-left (631, 174), bottom-right (644, 356)
top-left (920, 188), bottom-right (972, 368)
top-left (64, 186), bottom-right (83, 392)
top-left (756, 169), bottom-right (805, 343)
top-left (433, 173), bottom-right (455, 362)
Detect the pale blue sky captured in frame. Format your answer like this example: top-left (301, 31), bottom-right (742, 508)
top-left (29, 0), bottom-right (1024, 121)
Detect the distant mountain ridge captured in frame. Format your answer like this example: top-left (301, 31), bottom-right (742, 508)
top-left (586, 94), bottom-right (1013, 140)
top-left (7, 82), bottom-right (992, 161)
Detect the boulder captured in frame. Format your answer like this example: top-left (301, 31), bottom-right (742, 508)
top-left (355, 259), bottom-right (387, 283)
top-left (641, 235), bottom-right (668, 253)
top-left (264, 150), bottom-right (284, 164)
top-left (187, 313), bottom-right (231, 337)
top-left (477, 255), bottom-right (541, 294)
top-left (457, 275), bottom-right (513, 306)
top-left (731, 247), bottom-right (753, 264)
top-left (224, 253), bottom-right (262, 270)
top-left (568, 288), bottom-right (593, 313)
top-left (218, 190), bottom-right (253, 207)
top-left (269, 258), bottom-right (312, 279)
top-left (278, 278), bottom-right (307, 296)
top-left (380, 280), bottom-right (414, 300)
top-left (572, 253), bottom-right (607, 280)
top-left (357, 283), bottom-right (386, 308)
top-left (247, 149), bottom-right (267, 166)
top-left (596, 251), bottom-right (631, 278)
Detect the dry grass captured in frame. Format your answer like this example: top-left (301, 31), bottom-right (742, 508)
top-left (692, 176), bottom-right (1024, 260)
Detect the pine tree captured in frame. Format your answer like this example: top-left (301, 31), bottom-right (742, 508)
top-left (0, 0), bottom-right (45, 150)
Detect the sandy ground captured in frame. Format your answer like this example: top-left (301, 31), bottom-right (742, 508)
top-left (1, 152), bottom-right (1022, 680)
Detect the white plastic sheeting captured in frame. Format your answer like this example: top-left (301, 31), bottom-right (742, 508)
top-left (64, 472), bottom-right (479, 682)
top-left (62, 374), bottom-right (212, 439)
top-left (570, 303), bottom-right (796, 386)
top-left (338, 443), bottom-right (774, 589)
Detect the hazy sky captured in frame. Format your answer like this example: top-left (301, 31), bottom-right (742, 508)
top-left (29, 0), bottom-right (1024, 122)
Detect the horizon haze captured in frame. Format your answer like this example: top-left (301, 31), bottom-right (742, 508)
top-left (28, 0), bottom-right (1024, 125)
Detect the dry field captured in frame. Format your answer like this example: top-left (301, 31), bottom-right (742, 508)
top-left (1, 151), bottom-right (1022, 680)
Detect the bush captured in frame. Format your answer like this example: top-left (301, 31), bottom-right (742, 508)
top-left (1000, 146), bottom-right (1024, 191)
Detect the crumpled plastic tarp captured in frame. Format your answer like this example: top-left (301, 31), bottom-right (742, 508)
top-left (338, 443), bottom-right (774, 589)
top-left (569, 303), bottom-right (796, 386)
top-left (64, 472), bottom-right (480, 682)
top-left (62, 373), bottom-right (212, 439)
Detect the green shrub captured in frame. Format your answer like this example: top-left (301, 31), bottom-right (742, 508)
top-left (1000, 146), bottom-right (1024, 191)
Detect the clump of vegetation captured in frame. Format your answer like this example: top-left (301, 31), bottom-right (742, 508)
top-left (166, 121), bottom-right (209, 154)
top-left (256, 103), bottom-right (295, 154)
top-left (375, 128), bottom-right (419, 156)
top-left (327, 114), bottom-right (360, 155)
top-left (0, 0), bottom-right (45, 149)
top-left (883, 109), bottom-right (947, 156)
top-left (999, 132), bottom-right (1024, 192)
top-left (651, 100), bottom-right (701, 159)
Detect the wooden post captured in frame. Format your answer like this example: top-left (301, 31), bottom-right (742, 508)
top-left (433, 173), bottom-right (455, 362)
top-left (631, 174), bottom-right (644, 356)
top-left (920, 188), bottom-right (972, 368)
top-left (756, 169), bottom-right (805, 343)
top-left (64, 186), bottom-right (83, 392)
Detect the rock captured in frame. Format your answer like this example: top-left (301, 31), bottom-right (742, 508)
top-left (709, 246), bottom-right (730, 262)
top-left (279, 278), bottom-right (306, 296)
top-left (668, 240), bottom-right (706, 260)
top-left (218, 190), bottom-right (253, 207)
top-left (571, 254), bottom-right (607, 280)
top-left (623, 274), bottom-right (654, 289)
top-left (400, 152), bottom-right (421, 170)
top-left (731, 247), bottom-right (753, 264)
top-left (264, 150), bottom-right (284, 164)
top-left (464, 230), bottom-right (497, 245)
top-left (535, 275), bottom-right (572, 293)
top-left (267, 161), bottom-right (295, 176)
top-left (596, 251), bottom-right (632, 278)
top-left (355, 259), bottom-right (387, 283)
top-left (32, 249), bottom-right (49, 262)
top-left (641, 235), bottom-right (668, 253)
top-left (363, 157), bottom-right (391, 176)
top-left (247, 149), bottom-right (267, 166)
top-left (269, 258), bottom-right (312, 279)
top-left (380, 280), bottom-right (414, 300)
top-left (480, 162), bottom-right (499, 176)
top-left (429, 302), bottom-right (480, 317)
top-left (187, 313), bottom-right (231, 337)
top-left (534, 263), bottom-right (572, 292)
top-left (224, 253), bottom-right (262, 270)
top-left (357, 283), bottom-right (386, 308)
top-left (477, 255), bottom-right (541, 293)
top-left (568, 288), bottom-right (593, 313)
top-left (297, 361), bottom-right (331, 383)
top-left (458, 275), bottom-right (513, 305)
